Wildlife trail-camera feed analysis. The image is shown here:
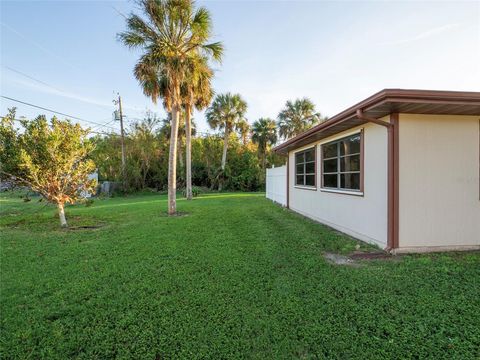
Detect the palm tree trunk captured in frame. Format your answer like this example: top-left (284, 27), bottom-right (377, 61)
top-left (218, 128), bottom-right (229, 192)
top-left (178, 139), bottom-right (184, 182)
top-left (221, 128), bottom-right (229, 171)
top-left (58, 202), bottom-right (67, 228)
top-left (185, 106), bottom-right (193, 200)
top-left (168, 104), bottom-right (180, 215)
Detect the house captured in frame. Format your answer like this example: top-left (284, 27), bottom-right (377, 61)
top-left (272, 89), bottom-right (480, 253)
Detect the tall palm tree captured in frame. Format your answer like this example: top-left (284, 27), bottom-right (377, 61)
top-left (252, 118), bottom-right (277, 170)
top-left (277, 98), bottom-right (324, 140)
top-left (118, 0), bottom-right (223, 215)
top-left (159, 112), bottom-right (195, 140)
top-left (236, 119), bottom-right (250, 145)
top-left (181, 55), bottom-right (214, 200)
top-left (159, 111), bottom-right (197, 183)
top-left (206, 93), bottom-right (247, 172)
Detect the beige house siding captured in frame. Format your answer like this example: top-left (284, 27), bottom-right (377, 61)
top-left (288, 121), bottom-right (389, 248)
top-left (398, 114), bottom-right (480, 250)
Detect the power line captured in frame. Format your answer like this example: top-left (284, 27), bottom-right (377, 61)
top-left (3, 66), bottom-right (66, 93)
top-left (110, 5), bottom-right (127, 19)
top-left (6, 117), bottom-right (120, 137)
top-left (5, 113), bottom-right (221, 139)
top-left (91, 118), bottom-right (117, 131)
top-left (3, 65), bottom-right (116, 110)
top-left (0, 22), bottom-right (81, 72)
top-left (125, 116), bottom-right (144, 122)
top-left (89, 130), bottom-right (120, 137)
top-left (1, 95), bottom-right (118, 130)
top-left (113, 94), bottom-right (127, 188)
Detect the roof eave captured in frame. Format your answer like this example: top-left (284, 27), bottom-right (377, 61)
top-left (273, 89), bottom-right (480, 155)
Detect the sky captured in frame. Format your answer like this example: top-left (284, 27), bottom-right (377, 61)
top-left (1, 0), bottom-right (479, 135)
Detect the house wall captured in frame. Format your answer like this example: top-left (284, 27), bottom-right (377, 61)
top-left (398, 114), bottom-right (480, 250)
top-left (288, 121), bottom-right (389, 248)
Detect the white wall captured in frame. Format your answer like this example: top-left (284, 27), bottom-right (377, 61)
top-left (266, 165), bottom-right (287, 206)
top-left (398, 114), bottom-right (480, 250)
top-left (288, 122), bottom-right (389, 248)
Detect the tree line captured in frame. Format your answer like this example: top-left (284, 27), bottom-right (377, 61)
top-left (116, 0), bottom-right (327, 214)
top-left (91, 93), bottom-right (326, 191)
top-left (0, 91), bottom-right (324, 226)
top-left (0, 0), bottom-right (327, 225)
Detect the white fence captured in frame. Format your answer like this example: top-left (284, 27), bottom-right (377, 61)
top-left (80, 171), bottom-right (98, 198)
top-left (266, 165), bottom-right (287, 206)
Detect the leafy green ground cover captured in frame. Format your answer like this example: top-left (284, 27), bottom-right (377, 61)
top-left (1, 192), bottom-right (479, 359)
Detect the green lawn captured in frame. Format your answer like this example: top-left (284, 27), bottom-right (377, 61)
top-left (1, 192), bottom-right (479, 359)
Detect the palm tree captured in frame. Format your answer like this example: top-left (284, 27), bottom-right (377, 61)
top-left (181, 55), bottom-right (214, 200)
top-left (118, 0), bottom-right (223, 215)
top-left (236, 119), bottom-right (250, 145)
top-left (159, 111), bottom-right (197, 183)
top-left (252, 118), bottom-right (277, 170)
top-left (277, 98), bottom-right (324, 140)
top-left (206, 93), bottom-right (247, 172)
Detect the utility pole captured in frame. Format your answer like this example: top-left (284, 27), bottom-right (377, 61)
top-left (113, 94), bottom-right (126, 190)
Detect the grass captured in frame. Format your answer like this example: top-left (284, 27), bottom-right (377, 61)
top-left (1, 192), bottom-right (479, 359)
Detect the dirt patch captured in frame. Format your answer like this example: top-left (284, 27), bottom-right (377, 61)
top-left (324, 250), bottom-right (402, 266)
top-left (349, 251), bottom-right (401, 261)
top-left (159, 211), bottom-right (190, 218)
top-left (350, 251), bottom-right (396, 260)
top-left (323, 253), bottom-right (359, 267)
top-left (67, 224), bottom-right (106, 231)
top-left (6, 219), bottom-right (27, 228)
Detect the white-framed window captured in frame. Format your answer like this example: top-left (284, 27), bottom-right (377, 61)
top-left (295, 147), bottom-right (316, 187)
top-left (321, 133), bottom-right (362, 192)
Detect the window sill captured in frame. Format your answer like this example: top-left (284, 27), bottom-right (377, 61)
top-left (294, 185), bottom-right (317, 191)
top-left (320, 188), bottom-right (363, 197)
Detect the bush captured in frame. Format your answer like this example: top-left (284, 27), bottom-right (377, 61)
top-left (182, 186), bottom-right (205, 198)
top-left (90, 120), bottom-right (283, 193)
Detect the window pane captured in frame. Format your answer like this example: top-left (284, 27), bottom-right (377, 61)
top-left (322, 143), bottom-right (337, 159)
top-left (296, 175), bottom-right (304, 186)
top-left (305, 149), bottom-right (315, 162)
top-left (305, 162), bottom-right (315, 174)
top-left (340, 154), bottom-right (360, 172)
top-left (340, 173), bottom-right (360, 190)
top-left (339, 134), bottom-right (361, 155)
top-left (295, 152), bottom-right (304, 164)
top-left (296, 164), bottom-right (304, 175)
top-left (323, 158), bottom-right (337, 173)
top-left (305, 175), bottom-right (315, 186)
top-left (323, 174), bottom-right (337, 188)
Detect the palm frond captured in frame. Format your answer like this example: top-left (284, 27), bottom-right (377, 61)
top-left (191, 6), bottom-right (211, 41)
top-left (206, 93), bottom-right (247, 133)
top-left (277, 98), bottom-right (321, 139)
top-left (202, 42), bottom-right (224, 62)
top-left (118, 0), bottom-right (223, 113)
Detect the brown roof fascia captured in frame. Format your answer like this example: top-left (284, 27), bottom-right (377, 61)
top-left (274, 90), bottom-right (388, 154)
top-left (274, 89), bottom-right (480, 154)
